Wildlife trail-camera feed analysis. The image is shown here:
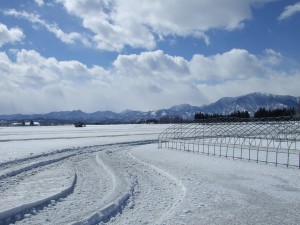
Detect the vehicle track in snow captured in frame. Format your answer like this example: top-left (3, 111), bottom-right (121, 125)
top-left (11, 148), bottom-right (109, 224)
top-left (104, 145), bottom-right (187, 225)
top-left (0, 149), bottom-right (80, 225)
top-left (128, 151), bottom-right (187, 224)
top-left (0, 150), bottom-right (77, 196)
top-left (0, 142), bottom-right (186, 225)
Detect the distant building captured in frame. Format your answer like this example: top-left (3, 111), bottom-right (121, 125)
top-left (11, 122), bottom-right (23, 126)
top-left (11, 121), bottom-right (40, 126)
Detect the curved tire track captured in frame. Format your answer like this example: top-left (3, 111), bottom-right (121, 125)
top-left (13, 145), bottom-right (128, 225)
top-left (0, 143), bottom-right (186, 225)
top-left (0, 173), bottom-right (77, 225)
top-left (128, 151), bottom-right (187, 224)
top-left (105, 145), bottom-right (187, 225)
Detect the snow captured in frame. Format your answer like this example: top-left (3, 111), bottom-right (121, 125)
top-left (0, 164), bottom-right (76, 222)
top-left (0, 124), bottom-right (299, 225)
top-left (0, 124), bottom-right (169, 163)
top-left (129, 144), bottom-right (300, 225)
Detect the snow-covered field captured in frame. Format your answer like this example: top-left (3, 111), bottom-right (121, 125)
top-left (0, 124), bottom-right (299, 225)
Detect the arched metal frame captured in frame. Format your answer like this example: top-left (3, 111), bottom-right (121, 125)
top-left (158, 117), bottom-right (300, 168)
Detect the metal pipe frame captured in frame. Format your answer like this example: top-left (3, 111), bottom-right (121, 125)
top-left (158, 117), bottom-right (300, 168)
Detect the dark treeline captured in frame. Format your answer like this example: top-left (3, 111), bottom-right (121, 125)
top-left (195, 110), bottom-right (250, 120)
top-left (254, 107), bottom-right (295, 118)
top-left (195, 107), bottom-right (296, 120)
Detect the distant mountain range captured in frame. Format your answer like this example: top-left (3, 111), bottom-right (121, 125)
top-left (0, 93), bottom-right (299, 124)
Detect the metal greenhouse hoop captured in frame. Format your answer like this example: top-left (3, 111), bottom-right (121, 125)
top-left (158, 117), bottom-right (300, 168)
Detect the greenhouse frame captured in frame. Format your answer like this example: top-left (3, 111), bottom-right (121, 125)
top-left (158, 117), bottom-right (300, 168)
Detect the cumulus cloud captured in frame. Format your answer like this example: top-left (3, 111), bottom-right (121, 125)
top-left (114, 50), bottom-right (190, 81)
top-left (189, 49), bottom-right (267, 81)
top-left (55, 0), bottom-right (275, 51)
top-left (0, 23), bottom-right (24, 47)
top-left (0, 49), bottom-right (111, 113)
top-left (3, 9), bottom-right (89, 45)
top-left (3, 1), bottom-right (277, 52)
top-left (0, 48), bottom-right (298, 114)
top-left (278, 2), bottom-right (300, 20)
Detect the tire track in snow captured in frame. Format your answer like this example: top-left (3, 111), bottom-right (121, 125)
top-left (1, 143), bottom-right (186, 225)
top-left (64, 146), bottom-right (140, 225)
top-left (0, 154), bottom-right (75, 181)
top-left (13, 146), bottom-right (126, 225)
top-left (128, 151), bottom-right (187, 224)
top-left (95, 152), bottom-right (117, 201)
top-left (1, 144), bottom-right (139, 225)
top-left (0, 172), bottom-right (77, 225)
top-left (0, 147), bottom-right (78, 167)
top-left (105, 145), bottom-right (187, 225)
top-left (0, 133), bottom-right (159, 142)
top-left (66, 146), bottom-right (143, 225)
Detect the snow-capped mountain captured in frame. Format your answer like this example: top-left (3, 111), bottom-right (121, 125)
top-left (0, 93), bottom-right (299, 124)
top-left (199, 92), bottom-right (299, 115)
top-left (147, 104), bottom-right (202, 120)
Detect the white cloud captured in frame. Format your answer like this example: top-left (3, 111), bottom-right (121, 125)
top-left (0, 49), bottom-right (111, 113)
top-left (35, 0), bottom-right (44, 7)
top-left (55, 0), bottom-right (276, 51)
top-left (278, 2), bottom-right (300, 20)
top-left (189, 49), bottom-right (269, 81)
top-left (113, 50), bottom-right (190, 81)
top-left (3, 1), bottom-right (277, 52)
top-left (196, 71), bottom-right (300, 103)
top-left (263, 49), bottom-right (282, 65)
top-left (3, 9), bottom-right (89, 45)
top-left (0, 48), bottom-right (298, 114)
top-left (0, 23), bottom-right (24, 47)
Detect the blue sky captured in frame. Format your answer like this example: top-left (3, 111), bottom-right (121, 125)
top-left (0, 0), bottom-right (300, 114)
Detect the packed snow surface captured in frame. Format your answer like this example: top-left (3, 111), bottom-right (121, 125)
top-left (0, 124), bottom-right (168, 163)
top-left (0, 124), bottom-right (299, 225)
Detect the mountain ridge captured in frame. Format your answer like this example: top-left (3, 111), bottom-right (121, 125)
top-left (1, 92), bottom-right (299, 124)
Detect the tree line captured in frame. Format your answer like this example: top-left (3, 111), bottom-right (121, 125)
top-left (195, 107), bottom-right (296, 120)
top-left (195, 111), bottom-right (250, 120)
top-left (253, 107), bottom-right (295, 118)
